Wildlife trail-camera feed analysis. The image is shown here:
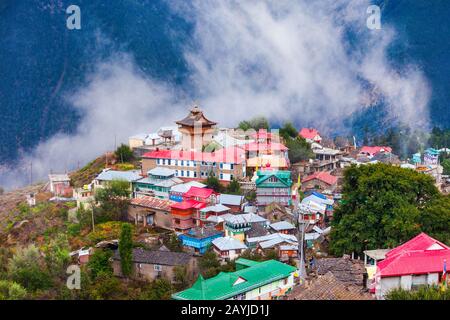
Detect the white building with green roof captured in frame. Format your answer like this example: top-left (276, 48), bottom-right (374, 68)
top-left (172, 258), bottom-right (297, 300)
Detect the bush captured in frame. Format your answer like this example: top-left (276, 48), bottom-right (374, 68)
top-left (115, 144), bottom-right (134, 163)
top-left (0, 280), bottom-right (27, 300)
top-left (87, 249), bottom-right (113, 280)
top-left (8, 245), bottom-right (52, 292)
top-left (386, 286), bottom-right (450, 300)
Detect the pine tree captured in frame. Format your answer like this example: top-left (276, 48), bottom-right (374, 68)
top-left (119, 223), bottom-right (133, 277)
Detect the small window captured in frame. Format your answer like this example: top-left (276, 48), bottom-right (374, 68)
top-left (154, 265), bottom-right (162, 272)
top-left (230, 164), bottom-right (234, 170)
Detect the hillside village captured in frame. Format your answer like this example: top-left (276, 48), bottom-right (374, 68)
top-left (0, 104), bottom-right (449, 300)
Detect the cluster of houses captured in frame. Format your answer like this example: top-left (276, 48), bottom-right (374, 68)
top-left (44, 104), bottom-right (449, 300)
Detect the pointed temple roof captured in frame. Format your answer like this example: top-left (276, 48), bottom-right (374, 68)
top-left (176, 105), bottom-right (217, 127)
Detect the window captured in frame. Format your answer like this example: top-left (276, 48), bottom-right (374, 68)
top-left (154, 265), bottom-right (162, 272)
top-left (181, 170), bottom-right (184, 177)
top-left (220, 173), bottom-right (223, 180)
top-left (181, 160), bottom-right (184, 166)
top-left (194, 172), bottom-right (197, 178)
top-left (174, 218), bottom-right (181, 224)
top-left (175, 170), bottom-right (178, 176)
top-left (230, 174), bottom-right (234, 181)
top-left (157, 159), bottom-right (161, 165)
top-left (220, 163), bottom-right (223, 169)
top-left (230, 164), bottom-right (234, 170)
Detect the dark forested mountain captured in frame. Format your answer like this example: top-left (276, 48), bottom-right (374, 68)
top-left (0, 0), bottom-right (449, 165)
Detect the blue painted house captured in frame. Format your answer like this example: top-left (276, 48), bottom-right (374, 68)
top-left (179, 226), bottom-right (223, 255)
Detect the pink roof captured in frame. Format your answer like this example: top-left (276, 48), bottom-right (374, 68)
top-left (360, 146), bottom-right (392, 156)
top-left (386, 233), bottom-right (450, 259)
top-left (171, 199), bottom-right (207, 210)
top-left (377, 233), bottom-right (450, 277)
top-left (184, 186), bottom-right (216, 199)
top-left (142, 147), bottom-right (245, 163)
top-left (378, 249), bottom-right (450, 277)
top-left (243, 142), bottom-right (288, 152)
top-left (299, 128), bottom-right (321, 140)
top-left (302, 171), bottom-right (338, 186)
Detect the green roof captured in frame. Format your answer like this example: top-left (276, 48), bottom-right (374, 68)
top-left (172, 259), bottom-right (296, 300)
top-left (255, 170), bottom-right (292, 188)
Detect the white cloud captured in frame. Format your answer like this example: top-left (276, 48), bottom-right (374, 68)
top-left (0, 0), bottom-right (431, 189)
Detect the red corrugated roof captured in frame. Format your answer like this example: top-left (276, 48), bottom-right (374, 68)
top-left (171, 199), bottom-right (207, 210)
top-left (131, 196), bottom-right (174, 211)
top-left (184, 186), bottom-right (216, 199)
top-left (299, 128), bottom-right (321, 140)
top-left (360, 146), bottom-right (392, 156)
top-left (378, 249), bottom-right (450, 277)
top-left (302, 171), bottom-right (337, 186)
top-left (377, 233), bottom-right (450, 277)
top-left (142, 146), bottom-right (245, 163)
top-left (385, 233), bottom-right (450, 259)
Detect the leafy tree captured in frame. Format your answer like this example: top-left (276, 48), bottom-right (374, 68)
top-left (386, 286), bottom-right (450, 300)
top-left (330, 163), bottom-right (442, 256)
top-left (42, 234), bottom-right (71, 277)
top-left (87, 249), bottom-right (113, 280)
top-left (279, 122), bottom-right (298, 140)
top-left (141, 278), bottom-right (173, 300)
top-left (0, 280), bottom-right (27, 300)
top-left (173, 265), bottom-right (190, 290)
top-left (88, 272), bottom-right (123, 300)
top-left (245, 191), bottom-right (257, 203)
top-left (226, 178), bottom-right (241, 195)
top-left (119, 223), bottom-right (133, 277)
top-left (419, 195), bottom-right (450, 244)
top-left (94, 179), bottom-right (131, 222)
top-left (198, 249), bottom-right (220, 278)
top-left (204, 173), bottom-right (224, 193)
top-left (164, 234), bottom-right (183, 252)
top-left (285, 136), bottom-right (314, 163)
top-left (115, 144), bottom-right (134, 163)
top-left (238, 116), bottom-right (270, 131)
top-left (7, 245), bottom-right (52, 292)
top-left (442, 158), bottom-right (450, 175)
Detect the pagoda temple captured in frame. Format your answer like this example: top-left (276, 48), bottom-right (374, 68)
top-left (175, 105), bottom-right (217, 151)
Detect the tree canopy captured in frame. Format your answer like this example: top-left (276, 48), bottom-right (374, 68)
top-left (115, 144), bottom-right (134, 163)
top-left (238, 116), bottom-right (270, 131)
top-left (285, 136), bottom-right (314, 164)
top-left (330, 163), bottom-right (448, 256)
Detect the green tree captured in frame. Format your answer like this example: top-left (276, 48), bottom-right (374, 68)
top-left (442, 159), bottom-right (450, 175)
top-left (238, 116), bottom-right (270, 131)
top-left (119, 223), bottom-right (133, 277)
top-left (7, 245), bottom-right (52, 292)
top-left (0, 280), bottom-right (27, 300)
top-left (330, 163), bottom-right (442, 256)
top-left (94, 179), bottom-right (131, 222)
top-left (198, 249), bottom-right (220, 278)
top-left (285, 136), bottom-right (314, 163)
top-left (115, 144), bottom-right (134, 163)
top-left (204, 173), bottom-right (224, 193)
top-left (419, 195), bottom-right (450, 244)
top-left (226, 178), bottom-right (241, 195)
top-left (87, 249), bottom-right (113, 280)
top-left (141, 278), bottom-right (173, 300)
top-left (279, 122), bottom-right (298, 140)
top-left (164, 234), bottom-right (183, 252)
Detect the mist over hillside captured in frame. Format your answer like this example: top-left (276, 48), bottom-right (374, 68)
top-left (0, 0), bottom-right (449, 189)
